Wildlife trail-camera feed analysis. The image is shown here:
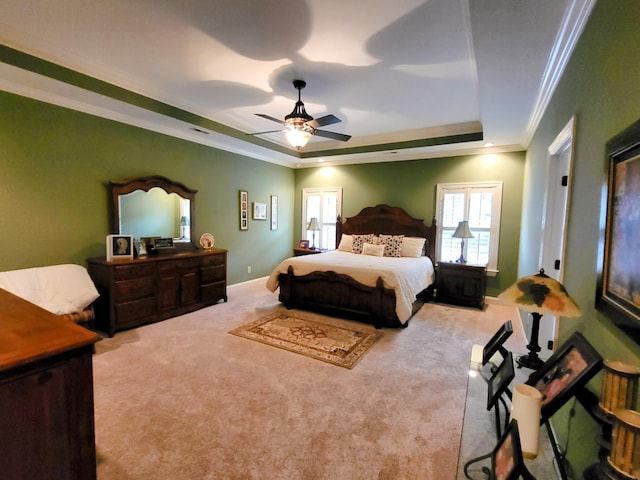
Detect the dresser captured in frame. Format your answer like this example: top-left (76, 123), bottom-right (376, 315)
top-left (0, 289), bottom-right (101, 480)
top-left (88, 248), bottom-right (227, 336)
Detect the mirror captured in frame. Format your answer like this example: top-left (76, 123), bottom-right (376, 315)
top-left (110, 175), bottom-right (197, 250)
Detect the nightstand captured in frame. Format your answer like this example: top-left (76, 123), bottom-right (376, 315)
top-left (436, 262), bottom-right (487, 309)
top-left (293, 247), bottom-right (325, 256)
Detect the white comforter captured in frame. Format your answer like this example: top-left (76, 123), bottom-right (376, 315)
top-left (266, 250), bottom-right (435, 323)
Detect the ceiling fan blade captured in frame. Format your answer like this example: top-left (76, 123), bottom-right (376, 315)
top-left (314, 129), bottom-right (352, 142)
top-left (246, 129), bottom-right (283, 136)
top-left (307, 114), bottom-right (341, 129)
top-left (255, 113), bottom-right (284, 125)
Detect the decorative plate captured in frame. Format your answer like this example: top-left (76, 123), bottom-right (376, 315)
top-left (199, 233), bottom-right (215, 249)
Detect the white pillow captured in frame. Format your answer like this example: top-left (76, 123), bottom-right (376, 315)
top-left (402, 237), bottom-right (426, 258)
top-left (337, 234), bottom-right (353, 252)
top-left (362, 242), bottom-right (384, 257)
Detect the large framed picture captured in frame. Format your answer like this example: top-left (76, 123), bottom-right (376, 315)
top-left (106, 234), bottom-right (133, 261)
top-left (526, 332), bottom-right (603, 423)
top-left (598, 118), bottom-right (640, 344)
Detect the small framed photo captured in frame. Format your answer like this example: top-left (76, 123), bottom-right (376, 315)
top-left (298, 240), bottom-right (310, 249)
top-left (483, 320), bottom-right (513, 366)
top-left (107, 234), bottom-right (134, 261)
top-left (253, 202), bottom-right (267, 220)
top-left (526, 332), bottom-right (603, 423)
top-left (240, 190), bottom-right (248, 231)
top-left (487, 352), bottom-right (515, 411)
top-left (270, 195), bottom-right (278, 230)
top-left (491, 419), bottom-right (527, 480)
top-left (135, 239), bottom-right (147, 257)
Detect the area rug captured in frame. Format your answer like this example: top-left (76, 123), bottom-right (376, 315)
top-left (228, 311), bottom-right (382, 369)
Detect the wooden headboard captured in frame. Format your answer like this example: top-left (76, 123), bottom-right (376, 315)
top-left (335, 204), bottom-right (438, 260)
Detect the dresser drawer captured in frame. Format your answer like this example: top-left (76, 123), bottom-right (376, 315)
top-left (201, 265), bottom-right (225, 283)
top-left (201, 253), bottom-right (225, 268)
top-left (158, 257), bottom-right (200, 275)
top-left (114, 277), bottom-right (155, 302)
top-left (115, 297), bottom-right (157, 324)
top-left (114, 263), bottom-right (155, 281)
top-left (201, 282), bottom-right (226, 302)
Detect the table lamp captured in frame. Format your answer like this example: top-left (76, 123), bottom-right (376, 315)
top-left (452, 220), bottom-right (473, 263)
top-left (306, 217), bottom-right (321, 250)
top-left (498, 269), bottom-right (581, 370)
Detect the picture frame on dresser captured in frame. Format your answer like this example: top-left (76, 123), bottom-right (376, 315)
top-left (106, 234), bottom-right (133, 261)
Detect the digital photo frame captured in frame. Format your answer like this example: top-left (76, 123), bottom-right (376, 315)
top-left (487, 352), bottom-right (515, 411)
top-left (483, 320), bottom-right (513, 366)
top-left (526, 331), bottom-right (603, 423)
top-left (491, 419), bottom-right (532, 480)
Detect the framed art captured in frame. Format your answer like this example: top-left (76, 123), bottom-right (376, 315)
top-left (106, 234), bottom-right (133, 261)
top-left (483, 320), bottom-right (513, 366)
top-left (491, 420), bottom-right (529, 480)
top-left (487, 352), bottom-right (515, 411)
top-left (597, 118), bottom-right (640, 344)
top-left (253, 202), bottom-right (267, 220)
top-left (526, 332), bottom-right (603, 423)
top-left (239, 190), bottom-right (248, 230)
top-left (298, 240), bottom-right (310, 249)
top-left (270, 195), bottom-right (278, 230)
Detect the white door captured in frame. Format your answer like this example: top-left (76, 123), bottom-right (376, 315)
top-left (536, 117), bottom-right (576, 358)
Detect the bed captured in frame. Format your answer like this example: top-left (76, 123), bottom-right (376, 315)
top-left (266, 204), bottom-right (437, 328)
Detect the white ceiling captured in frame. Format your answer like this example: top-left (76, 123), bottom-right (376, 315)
top-left (0, 0), bottom-right (595, 168)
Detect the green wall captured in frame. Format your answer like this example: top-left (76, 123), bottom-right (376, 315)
top-left (521, 0), bottom-right (640, 474)
top-left (295, 153), bottom-right (525, 296)
top-left (0, 91), bottom-right (295, 283)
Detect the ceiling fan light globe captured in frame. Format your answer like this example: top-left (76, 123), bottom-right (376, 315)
top-left (285, 128), bottom-right (313, 150)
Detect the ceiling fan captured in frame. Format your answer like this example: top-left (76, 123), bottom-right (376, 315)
top-left (249, 79), bottom-right (351, 150)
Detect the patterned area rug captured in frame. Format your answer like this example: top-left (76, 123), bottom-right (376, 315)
top-left (229, 311), bottom-right (382, 369)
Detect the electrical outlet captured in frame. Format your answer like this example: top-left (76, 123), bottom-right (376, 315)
top-left (247, 266), bottom-right (251, 274)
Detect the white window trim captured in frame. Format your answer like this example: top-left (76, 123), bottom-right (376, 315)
top-left (435, 181), bottom-right (503, 275)
top-left (302, 187), bottom-right (343, 250)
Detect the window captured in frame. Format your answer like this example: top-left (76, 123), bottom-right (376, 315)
top-left (302, 187), bottom-right (342, 250)
top-left (435, 182), bottom-right (503, 271)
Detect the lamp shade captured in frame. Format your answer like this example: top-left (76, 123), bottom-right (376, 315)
top-left (452, 220), bottom-right (473, 239)
top-left (307, 217), bottom-right (320, 231)
top-left (498, 269), bottom-right (582, 317)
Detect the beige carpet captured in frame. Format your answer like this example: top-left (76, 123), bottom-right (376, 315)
top-left (229, 311), bottom-right (382, 369)
top-left (92, 279), bottom-right (526, 479)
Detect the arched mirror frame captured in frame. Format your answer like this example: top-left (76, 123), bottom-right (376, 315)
top-left (110, 175), bottom-right (197, 251)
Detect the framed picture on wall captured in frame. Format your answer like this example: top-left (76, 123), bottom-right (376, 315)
top-left (253, 202), bottom-right (267, 220)
top-left (597, 117), bottom-right (640, 343)
top-left (271, 195), bottom-right (278, 230)
top-left (239, 190), bottom-right (248, 230)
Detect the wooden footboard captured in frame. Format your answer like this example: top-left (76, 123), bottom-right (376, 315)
top-left (279, 265), bottom-right (426, 329)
